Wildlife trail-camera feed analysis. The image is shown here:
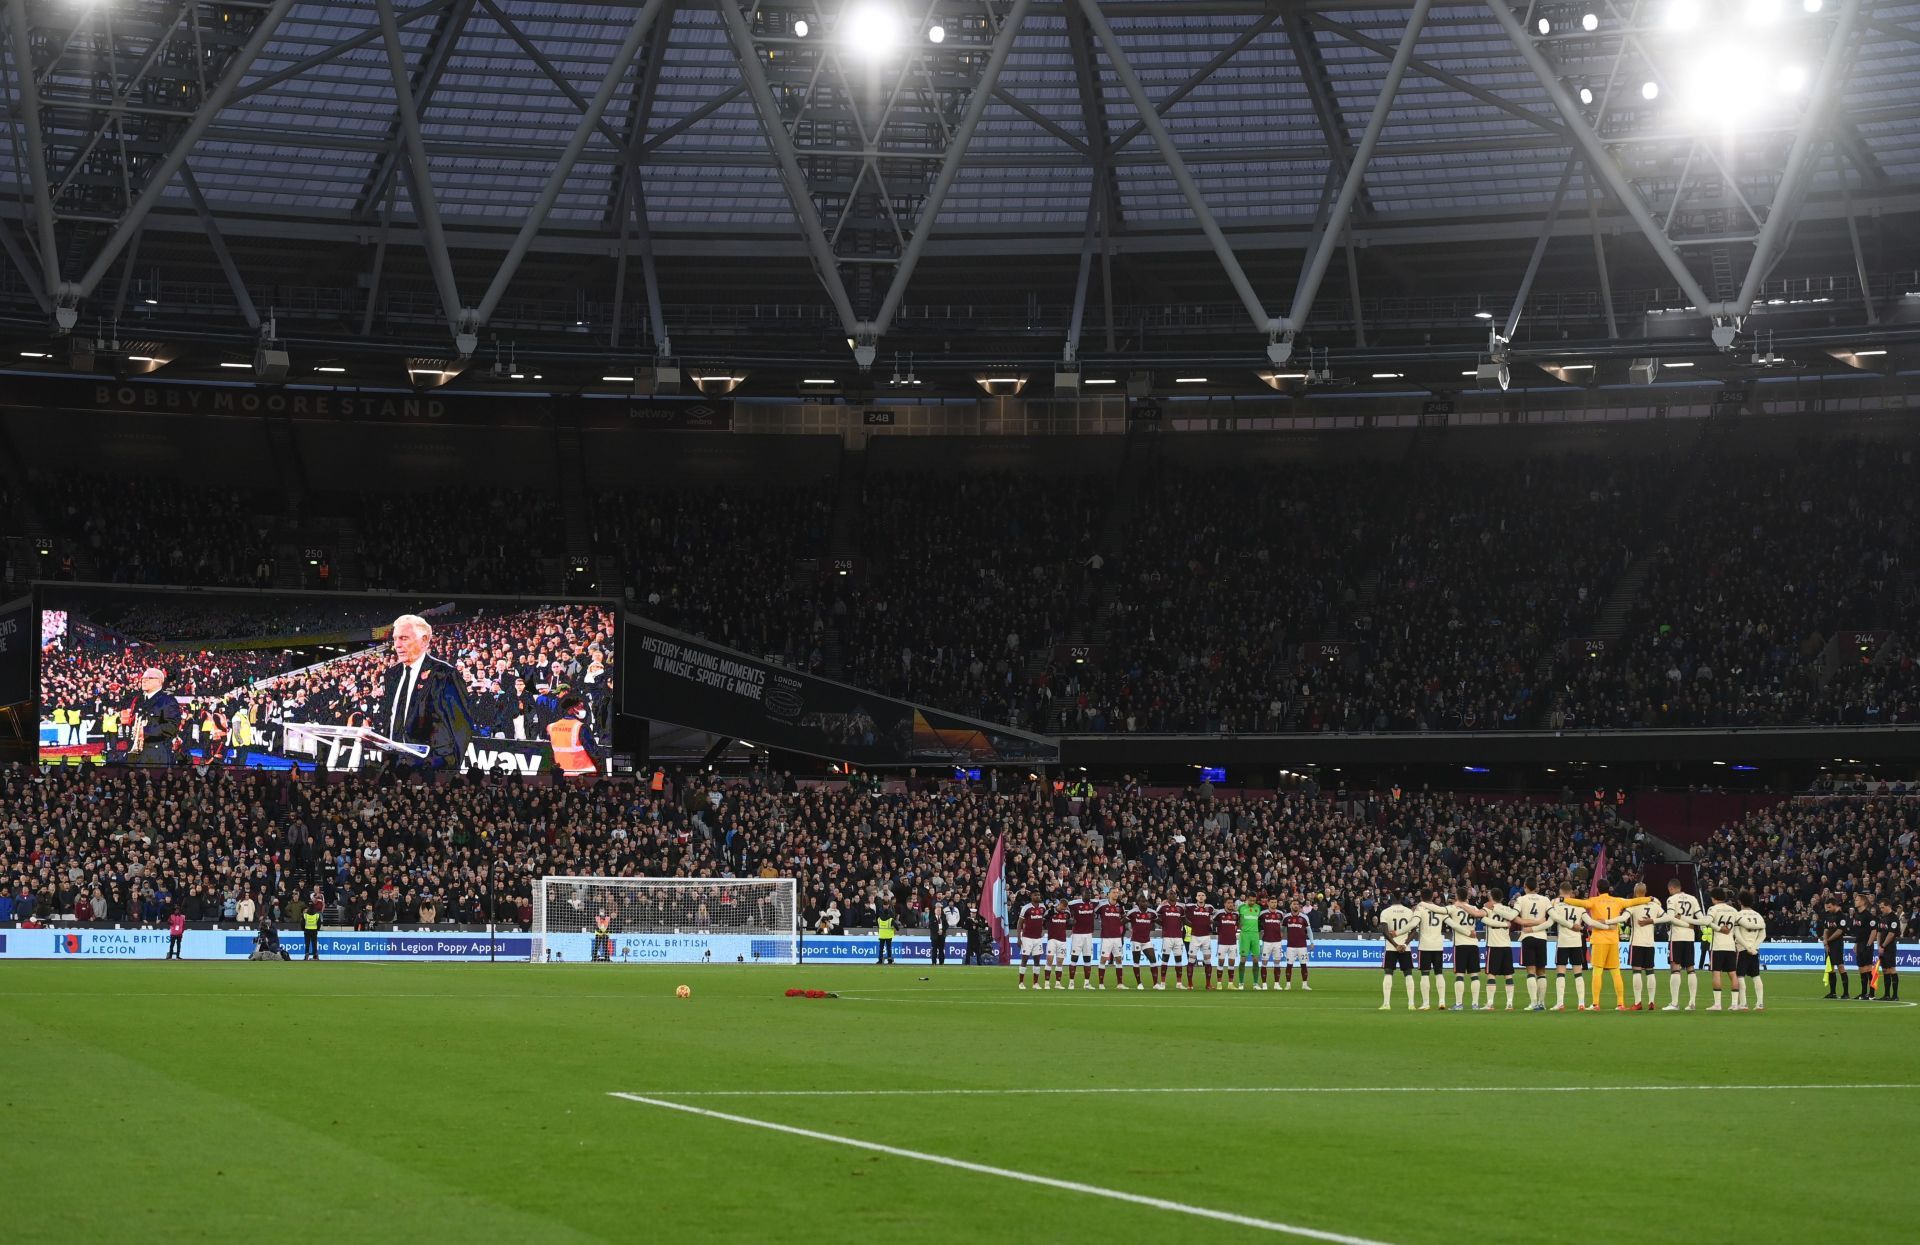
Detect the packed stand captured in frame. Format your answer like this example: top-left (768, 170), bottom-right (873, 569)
top-left (595, 482), bottom-right (834, 669)
top-left (353, 488), bottom-right (563, 595)
top-left (1060, 464), bottom-right (1363, 733)
top-left (1692, 796), bottom-right (1920, 939)
top-left (838, 472), bottom-right (1105, 730)
top-left (0, 767), bottom-right (1645, 943)
top-left (32, 469), bottom-right (278, 588)
top-left (1557, 441), bottom-right (1918, 729)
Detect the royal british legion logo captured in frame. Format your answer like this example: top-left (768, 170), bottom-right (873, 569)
top-left (53, 933), bottom-right (83, 954)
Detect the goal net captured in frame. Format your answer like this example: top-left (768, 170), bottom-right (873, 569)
top-left (531, 876), bottom-right (799, 964)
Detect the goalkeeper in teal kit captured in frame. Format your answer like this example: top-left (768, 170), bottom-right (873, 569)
top-left (1236, 893), bottom-right (1262, 989)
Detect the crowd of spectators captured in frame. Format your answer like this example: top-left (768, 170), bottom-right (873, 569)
top-left (352, 488), bottom-right (563, 595)
top-left (33, 470), bottom-right (278, 588)
top-left (30, 435), bottom-right (1920, 735)
top-left (594, 482), bottom-right (835, 669)
top-left (0, 766), bottom-right (1651, 942)
top-left (1693, 795), bottom-right (1920, 939)
top-left (1554, 442), bottom-right (1917, 729)
top-left (839, 472), bottom-right (1106, 730)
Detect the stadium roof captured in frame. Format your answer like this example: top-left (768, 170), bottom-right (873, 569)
top-left (3, 0), bottom-right (1919, 376)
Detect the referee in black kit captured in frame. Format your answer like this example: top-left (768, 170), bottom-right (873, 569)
top-left (1821, 897), bottom-right (1851, 999)
top-left (1849, 892), bottom-right (1879, 1001)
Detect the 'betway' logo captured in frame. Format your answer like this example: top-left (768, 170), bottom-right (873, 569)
top-left (465, 743), bottom-right (543, 775)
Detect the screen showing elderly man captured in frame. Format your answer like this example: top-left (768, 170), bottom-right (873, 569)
top-left (377, 614), bottom-right (477, 771)
top-left (124, 666), bottom-right (182, 766)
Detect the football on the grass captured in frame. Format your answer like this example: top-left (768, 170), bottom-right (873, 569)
top-left (675, 985), bottom-right (691, 999)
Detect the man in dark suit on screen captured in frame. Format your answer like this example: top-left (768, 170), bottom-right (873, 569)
top-left (377, 614), bottom-right (476, 774)
top-left (124, 666), bottom-right (182, 766)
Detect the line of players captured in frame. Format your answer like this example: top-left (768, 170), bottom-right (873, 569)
top-left (1377, 878), bottom-right (1775, 1012)
top-left (1014, 890), bottom-right (1313, 990)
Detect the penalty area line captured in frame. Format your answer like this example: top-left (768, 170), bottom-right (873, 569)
top-left (608, 1092), bottom-right (1397, 1245)
top-left (618, 1083), bottom-right (1920, 1099)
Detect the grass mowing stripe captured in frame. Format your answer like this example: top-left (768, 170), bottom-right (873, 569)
top-left (617, 1083), bottom-right (1920, 1098)
top-left (610, 1092), bottom-right (1401, 1245)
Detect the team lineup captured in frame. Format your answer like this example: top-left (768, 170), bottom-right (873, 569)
top-left (1016, 892), bottom-right (1316, 991)
top-left (1008, 875), bottom-right (1904, 1011)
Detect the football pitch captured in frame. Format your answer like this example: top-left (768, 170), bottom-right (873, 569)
top-left (5, 962), bottom-right (1915, 1244)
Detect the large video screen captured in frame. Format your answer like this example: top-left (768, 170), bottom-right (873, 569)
top-left (37, 587), bottom-right (615, 775)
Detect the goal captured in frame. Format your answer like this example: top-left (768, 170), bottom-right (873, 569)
top-left (531, 876), bottom-right (799, 964)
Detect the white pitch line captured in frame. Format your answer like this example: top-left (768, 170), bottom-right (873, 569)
top-left (609, 1092), bottom-right (1398, 1245)
top-left (619, 1083), bottom-right (1920, 1100)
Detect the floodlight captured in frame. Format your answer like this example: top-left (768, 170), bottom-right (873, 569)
top-left (1582, 12), bottom-right (1599, 30)
top-left (1641, 80), bottom-right (1660, 100)
top-left (1665, 0), bottom-right (1701, 31)
top-left (794, 18), bottom-right (809, 37)
top-left (1537, 17), bottom-right (1551, 34)
top-left (844, 2), bottom-right (900, 57)
top-left (1578, 85), bottom-right (1595, 105)
top-left (928, 23), bottom-right (945, 43)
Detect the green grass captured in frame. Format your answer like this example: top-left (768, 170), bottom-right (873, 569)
top-left (3, 962), bottom-right (1915, 1243)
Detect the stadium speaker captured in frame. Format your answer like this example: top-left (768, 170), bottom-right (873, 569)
top-left (644, 365), bottom-right (680, 394)
top-left (1126, 372), bottom-right (1153, 398)
top-left (1054, 369), bottom-right (1081, 397)
top-left (68, 337), bottom-right (96, 373)
top-left (252, 348), bottom-right (290, 383)
top-left (1629, 357), bottom-right (1660, 385)
top-left (1475, 362), bottom-right (1510, 391)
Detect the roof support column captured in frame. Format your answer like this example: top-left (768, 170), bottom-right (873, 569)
top-left (1733, 0), bottom-right (1864, 315)
top-left (475, 0), bottom-right (669, 325)
top-left (180, 164), bottom-right (260, 330)
top-left (1278, 0), bottom-right (1432, 360)
top-left (6, 0), bottom-right (66, 317)
top-left (716, 0), bottom-right (863, 351)
top-left (1484, 0), bottom-right (1718, 321)
top-left (869, 0), bottom-right (1033, 340)
top-left (72, 0), bottom-right (296, 305)
top-left (374, 0), bottom-right (470, 348)
top-left (1075, 0), bottom-right (1276, 343)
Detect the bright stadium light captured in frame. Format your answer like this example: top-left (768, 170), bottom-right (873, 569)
top-left (1537, 16), bottom-right (1551, 34)
top-left (1743, 0), bottom-right (1783, 23)
top-left (1578, 85), bottom-right (1596, 105)
top-left (1779, 62), bottom-right (1809, 92)
top-left (1802, 0), bottom-right (1823, 10)
top-left (1582, 12), bottom-right (1599, 30)
top-left (844, 2), bottom-right (901, 57)
top-left (928, 23), bottom-right (945, 43)
top-left (1665, 0), bottom-right (1702, 31)
top-left (1642, 80), bottom-right (1660, 100)
top-left (793, 18), bottom-right (809, 37)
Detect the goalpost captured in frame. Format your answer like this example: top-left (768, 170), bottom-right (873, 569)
top-left (532, 876), bottom-right (799, 964)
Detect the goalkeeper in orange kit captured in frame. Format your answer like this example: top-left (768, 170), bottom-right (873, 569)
top-left (1562, 885), bottom-right (1654, 1010)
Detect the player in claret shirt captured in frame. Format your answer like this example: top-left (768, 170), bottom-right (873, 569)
top-left (1255, 899), bottom-right (1287, 991)
top-left (1066, 892), bottom-right (1099, 989)
top-left (1185, 893), bottom-right (1217, 991)
top-left (1095, 888), bottom-right (1127, 989)
top-left (1213, 903), bottom-right (1241, 990)
top-left (1016, 896), bottom-right (1048, 991)
top-left (1125, 897), bottom-right (1158, 990)
top-left (1045, 901), bottom-right (1072, 991)
top-left (1155, 894), bottom-right (1187, 990)
top-left (1283, 898), bottom-right (1313, 991)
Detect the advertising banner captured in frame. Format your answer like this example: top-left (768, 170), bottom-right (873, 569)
top-left (0, 377), bottom-right (731, 430)
top-left (0, 594), bottom-right (29, 707)
top-left (2, 931), bottom-right (1908, 970)
top-left (625, 616), bottom-right (1058, 767)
